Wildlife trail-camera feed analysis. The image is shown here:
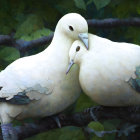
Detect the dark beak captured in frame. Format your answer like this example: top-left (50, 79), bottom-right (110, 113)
top-left (66, 60), bottom-right (74, 75)
top-left (78, 33), bottom-right (88, 49)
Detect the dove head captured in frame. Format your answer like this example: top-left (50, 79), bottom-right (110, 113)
top-left (66, 40), bottom-right (87, 74)
top-left (56, 13), bottom-right (89, 49)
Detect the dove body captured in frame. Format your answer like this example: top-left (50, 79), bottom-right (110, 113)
top-left (0, 13), bottom-right (88, 140)
top-left (68, 34), bottom-right (140, 106)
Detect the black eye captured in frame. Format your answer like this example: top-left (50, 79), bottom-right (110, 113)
top-left (76, 46), bottom-right (80, 52)
top-left (69, 26), bottom-right (74, 31)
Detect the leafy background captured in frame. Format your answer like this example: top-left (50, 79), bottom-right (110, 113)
top-left (0, 0), bottom-right (139, 139)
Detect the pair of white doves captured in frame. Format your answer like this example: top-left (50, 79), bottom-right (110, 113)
top-left (1, 13), bottom-right (140, 140)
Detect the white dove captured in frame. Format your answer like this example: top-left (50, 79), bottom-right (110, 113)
top-left (0, 13), bottom-right (88, 140)
top-left (67, 35), bottom-right (140, 107)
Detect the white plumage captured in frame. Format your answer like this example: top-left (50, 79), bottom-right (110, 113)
top-left (0, 13), bottom-right (88, 140)
top-left (67, 34), bottom-right (140, 106)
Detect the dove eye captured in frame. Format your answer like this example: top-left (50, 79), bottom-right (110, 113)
top-left (76, 46), bottom-right (80, 52)
top-left (69, 26), bottom-right (74, 31)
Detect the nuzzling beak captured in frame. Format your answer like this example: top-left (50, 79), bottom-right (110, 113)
top-left (66, 60), bottom-right (74, 75)
top-left (78, 33), bottom-right (88, 49)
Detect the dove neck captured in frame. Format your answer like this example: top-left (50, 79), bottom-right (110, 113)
top-left (51, 28), bottom-right (73, 51)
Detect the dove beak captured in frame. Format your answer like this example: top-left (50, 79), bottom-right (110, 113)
top-left (66, 60), bottom-right (74, 75)
top-left (78, 33), bottom-right (88, 49)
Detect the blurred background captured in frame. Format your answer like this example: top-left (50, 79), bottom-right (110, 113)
top-left (0, 0), bottom-right (140, 139)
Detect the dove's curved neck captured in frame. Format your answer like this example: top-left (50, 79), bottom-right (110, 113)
top-left (51, 26), bottom-right (73, 51)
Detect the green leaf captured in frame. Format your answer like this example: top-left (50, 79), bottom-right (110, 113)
top-left (87, 0), bottom-right (93, 5)
top-left (74, 0), bottom-right (86, 10)
top-left (20, 28), bottom-right (52, 41)
top-left (103, 119), bottom-right (120, 130)
top-left (88, 122), bottom-right (104, 131)
top-left (136, 1), bottom-right (140, 15)
top-left (88, 122), bottom-right (104, 140)
top-left (74, 93), bottom-right (98, 112)
top-left (0, 47), bottom-right (20, 62)
top-left (0, 59), bottom-right (9, 71)
top-left (93, 0), bottom-right (111, 10)
top-left (31, 28), bottom-right (52, 40)
top-left (58, 127), bottom-right (85, 140)
top-left (55, 0), bottom-right (78, 14)
top-left (125, 27), bottom-right (140, 45)
top-left (26, 126), bottom-right (85, 140)
top-left (102, 120), bottom-right (119, 140)
top-left (15, 14), bottom-right (44, 39)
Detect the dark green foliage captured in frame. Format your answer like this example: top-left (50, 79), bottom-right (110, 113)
top-left (74, 93), bottom-right (98, 112)
top-left (93, 0), bottom-right (111, 10)
top-left (0, 47), bottom-right (20, 70)
top-left (0, 0), bottom-right (139, 139)
top-left (26, 126), bottom-right (86, 140)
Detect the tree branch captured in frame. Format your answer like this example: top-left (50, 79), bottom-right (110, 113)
top-left (0, 106), bottom-right (139, 139)
top-left (0, 35), bottom-right (13, 46)
top-left (1, 18), bottom-right (140, 54)
top-left (87, 18), bottom-right (140, 28)
top-left (0, 34), bottom-right (54, 55)
top-left (15, 34), bottom-right (53, 52)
